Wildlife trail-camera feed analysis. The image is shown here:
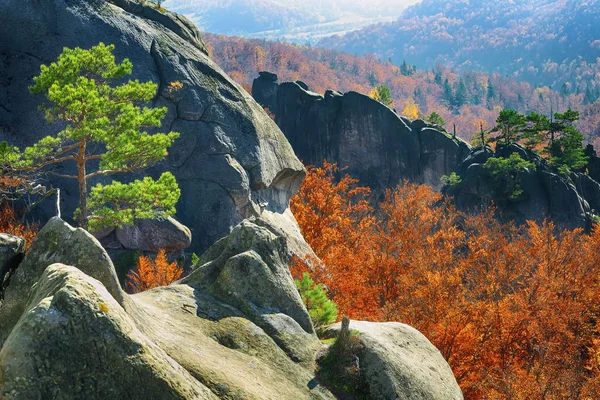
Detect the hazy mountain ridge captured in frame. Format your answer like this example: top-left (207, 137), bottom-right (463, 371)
top-left (319, 0), bottom-right (600, 91)
top-left (163, 0), bottom-right (420, 42)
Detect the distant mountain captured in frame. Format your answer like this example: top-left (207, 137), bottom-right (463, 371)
top-left (204, 33), bottom-right (600, 146)
top-left (319, 0), bottom-right (600, 92)
top-left (162, 0), bottom-right (420, 43)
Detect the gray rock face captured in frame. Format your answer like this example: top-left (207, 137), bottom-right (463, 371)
top-left (0, 234), bottom-right (25, 301)
top-left (0, 264), bottom-right (217, 400)
top-left (0, 217), bottom-right (124, 347)
top-left (181, 218), bottom-right (316, 339)
top-left (115, 217), bottom-right (192, 252)
top-left (327, 320), bottom-right (463, 400)
top-left (251, 75), bottom-right (470, 192)
top-left (252, 71), bottom-right (279, 114)
top-left (0, 218), bottom-right (334, 400)
top-left (445, 144), bottom-right (598, 230)
top-left (0, 0), bottom-right (305, 255)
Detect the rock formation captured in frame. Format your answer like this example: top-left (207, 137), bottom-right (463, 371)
top-left (0, 0), bottom-right (305, 255)
top-left (251, 73), bottom-right (471, 193)
top-left (444, 144), bottom-right (600, 230)
top-left (326, 320), bottom-right (464, 400)
top-left (0, 234), bottom-right (25, 303)
top-left (0, 217), bottom-right (463, 399)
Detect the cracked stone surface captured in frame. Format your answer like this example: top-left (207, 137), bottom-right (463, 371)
top-left (0, 0), bottom-right (306, 254)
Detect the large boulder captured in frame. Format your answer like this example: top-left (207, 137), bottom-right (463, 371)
top-left (115, 217), bottom-right (192, 252)
top-left (0, 217), bottom-right (124, 347)
top-left (326, 320), bottom-right (463, 400)
top-left (0, 0), bottom-right (306, 256)
top-left (252, 75), bottom-right (470, 192)
top-left (0, 264), bottom-right (217, 400)
top-left (0, 234), bottom-right (25, 301)
top-left (181, 218), bottom-right (318, 362)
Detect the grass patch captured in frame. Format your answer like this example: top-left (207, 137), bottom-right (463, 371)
top-left (316, 321), bottom-right (371, 399)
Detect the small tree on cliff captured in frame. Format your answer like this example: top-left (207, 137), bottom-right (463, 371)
top-left (0, 43), bottom-right (180, 231)
top-left (369, 85), bottom-right (393, 107)
top-left (491, 109), bottom-right (527, 145)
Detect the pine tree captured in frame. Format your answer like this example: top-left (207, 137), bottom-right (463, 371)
top-left (295, 272), bottom-right (338, 328)
top-left (443, 79), bottom-right (454, 106)
top-left (548, 108), bottom-right (588, 173)
top-left (369, 85), bottom-right (393, 107)
top-left (486, 78), bottom-right (495, 109)
top-left (454, 79), bottom-right (468, 108)
top-left (427, 112), bottom-right (445, 127)
top-left (522, 112), bottom-right (550, 151)
top-left (491, 109), bottom-right (527, 145)
top-left (0, 43), bottom-right (180, 231)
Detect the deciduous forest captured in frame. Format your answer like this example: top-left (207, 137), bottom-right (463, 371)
top-left (291, 162), bottom-right (600, 398)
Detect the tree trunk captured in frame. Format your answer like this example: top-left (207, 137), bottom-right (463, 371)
top-left (77, 140), bottom-right (88, 230)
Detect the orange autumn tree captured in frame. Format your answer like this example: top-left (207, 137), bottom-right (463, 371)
top-left (126, 249), bottom-right (183, 293)
top-left (290, 161), bottom-right (378, 316)
top-left (291, 162), bottom-right (600, 399)
top-left (0, 202), bottom-right (38, 250)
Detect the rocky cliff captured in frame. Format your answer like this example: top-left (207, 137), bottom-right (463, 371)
top-left (0, 217), bottom-right (463, 399)
top-left (444, 144), bottom-right (600, 230)
top-left (0, 0), bottom-right (305, 255)
top-left (252, 72), bottom-right (471, 193)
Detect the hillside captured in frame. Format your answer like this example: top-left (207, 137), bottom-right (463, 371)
top-left (319, 0), bottom-right (600, 93)
top-left (204, 34), bottom-right (600, 144)
top-left (163, 0), bottom-right (419, 42)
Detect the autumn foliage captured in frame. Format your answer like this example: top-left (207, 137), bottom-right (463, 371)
top-left (291, 162), bottom-right (600, 399)
top-left (204, 34), bottom-right (600, 145)
top-left (0, 202), bottom-right (38, 249)
top-left (126, 250), bottom-right (183, 293)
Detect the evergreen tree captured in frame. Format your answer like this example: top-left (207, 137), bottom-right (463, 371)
top-left (400, 60), bottom-right (417, 76)
top-left (455, 78), bottom-right (468, 108)
top-left (369, 85), bottom-right (393, 107)
top-left (491, 109), bottom-right (527, 145)
top-left (548, 108), bottom-right (588, 173)
top-left (560, 82), bottom-right (571, 97)
top-left (427, 112), bottom-right (445, 127)
top-left (443, 79), bottom-right (454, 106)
top-left (0, 43), bottom-right (180, 231)
top-left (434, 70), bottom-right (443, 85)
top-left (483, 153), bottom-right (536, 201)
top-left (584, 86), bottom-right (595, 105)
top-left (486, 78), bottom-right (495, 109)
top-left (295, 272), bottom-right (338, 328)
top-left (522, 112), bottom-right (550, 151)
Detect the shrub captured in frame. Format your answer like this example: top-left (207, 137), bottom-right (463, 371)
top-left (483, 153), bottom-right (536, 201)
top-left (0, 202), bottom-right (38, 250)
top-left (441, 172), bottom-right (462, 187)
top-left (126, 249), bottom-right (183, 293)
top-left (295, 272), bottom-right (338, 328)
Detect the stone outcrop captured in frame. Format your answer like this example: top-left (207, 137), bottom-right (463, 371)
top-left (0, 234), bottom-right (25, 302)
top-left (0, 217), bottom-right (333, 399)
top-left (251, 73), bottom-right (471, 192)
top-left (0, 0), bottom-right (305, 255)
top-left (444, 144), bottom-right (600, 230)
top-left (326, 320), bottom-right (464, 400)
top-left (0, 263), bottom-right (217, 400)
top-left (252, 71), bottom-right (279, 114)
top-left (0, 217), bottom-right (125, 347)
top-left (0, 217), bottom-right (463, 399)
top-left (115, 217), bottom-right (192, 252)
